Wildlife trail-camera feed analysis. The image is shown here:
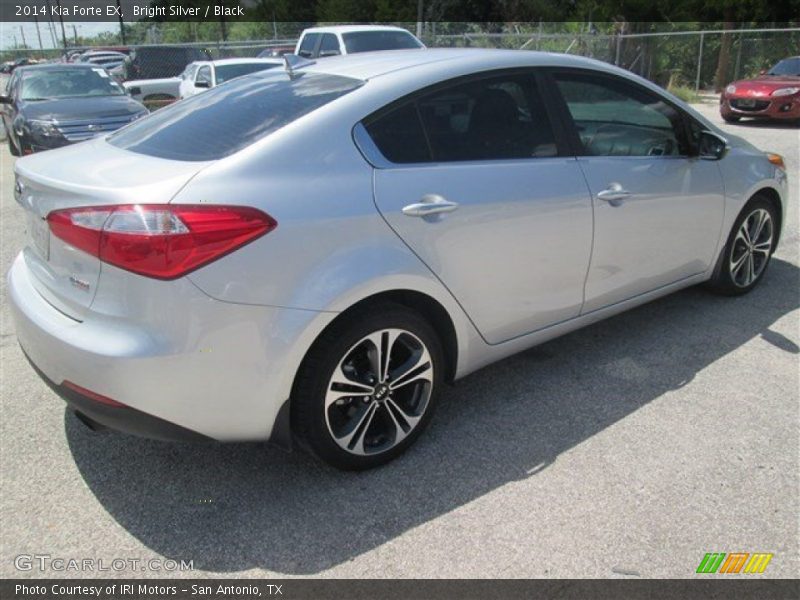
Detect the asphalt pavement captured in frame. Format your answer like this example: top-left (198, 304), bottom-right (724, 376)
top-left (0, 101), bottom-right (797, 579)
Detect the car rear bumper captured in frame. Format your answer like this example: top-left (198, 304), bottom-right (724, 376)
top-left (721, 95), bottom-right (800, 119)
top-left (8, 251), bottom-right (334, 442)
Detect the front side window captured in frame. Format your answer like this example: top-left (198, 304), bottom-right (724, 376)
top-left (298, 34), bottom-right (320, 58)
top-left (554, 72), bottom-right (686, 157)
top-left (364, 72), bottom-right (557, 164)
top-left (20, 68), bottom-right (125, 100)
top-left (108, 71), bottom-right (362, 161)
top-left (196, 66), bottom-right (212, 85)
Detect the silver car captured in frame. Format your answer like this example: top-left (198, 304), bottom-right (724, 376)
top-left (9, 49), bottom-right (788, 470)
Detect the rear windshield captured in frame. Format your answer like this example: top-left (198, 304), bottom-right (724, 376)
top-left (108, 71), bottom-right (362, 161)
top-left (342, 31), bottom-right (423, 53)
top-left (214, 62), bottom-right (279, 84)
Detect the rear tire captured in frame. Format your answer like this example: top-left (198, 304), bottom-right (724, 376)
top-left (707, 196), bottom-right (778, 295)
top-left (291, 303), bottom-right (444, 470)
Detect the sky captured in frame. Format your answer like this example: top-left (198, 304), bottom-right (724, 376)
top-left (0, 21), bottom-right (119, 51)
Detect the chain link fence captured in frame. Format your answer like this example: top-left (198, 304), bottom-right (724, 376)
top-left (3, 26), bottom-right (798, 101)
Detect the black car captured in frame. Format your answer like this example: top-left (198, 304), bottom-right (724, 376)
top-left (0, 63), bottom-right (148, 155)
top-left (114, 45), bottom-right (212, 81)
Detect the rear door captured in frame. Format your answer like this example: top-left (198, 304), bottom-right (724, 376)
top-left (547, 70), bottom-right (725, 313)
top-left (364, 70), bottom-right (594, 344)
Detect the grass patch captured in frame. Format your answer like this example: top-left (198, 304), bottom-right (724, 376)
top-left (667, 84), bottom-right (701, 104)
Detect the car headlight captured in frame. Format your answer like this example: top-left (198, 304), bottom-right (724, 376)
top-left (771, 87), bottom-right (799, 97)
top-left (28, 119), bottom-right (60, 137)
top-left (725, 84), bottom-right (737, 94)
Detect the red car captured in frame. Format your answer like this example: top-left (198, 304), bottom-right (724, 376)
top-left (720, 56), bottom-right (800, 124)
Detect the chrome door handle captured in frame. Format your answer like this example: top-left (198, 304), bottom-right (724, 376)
top-left (402, 194), bottom-right (459, 217)
top-left (596, 183), bottom-right (631, 206)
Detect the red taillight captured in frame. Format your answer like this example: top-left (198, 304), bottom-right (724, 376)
top-left (47, 205), bottom-right (276, 279)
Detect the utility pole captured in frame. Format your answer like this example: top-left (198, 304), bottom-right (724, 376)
top-left (55, 0), bottom-right (68, 50)
top-left (44, 0), bottom-right (57, 48)
top-left (19, 26), bottom-right (27, 48)
top-left (72, 24), bottom-right (78, 46)
top-left (116, 0), bottom-right (126, 44)
top-left (416, 0), bottom-right (423, 39)
top-left (33, 16), bottom-right (44, 50)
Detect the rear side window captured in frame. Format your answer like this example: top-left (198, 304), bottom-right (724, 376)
top-left (109, 72), bottom-right (362, 161)
top-left (319, 34), bottom-right (340, 56)
top-left (364, 72), bottom-right (557, 164)
top-left (342, 31), bottom-right (423, 53)
top-left (364, 104), bottom-right (429, 163)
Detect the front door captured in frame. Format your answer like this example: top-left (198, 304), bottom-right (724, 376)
top-left (549, 70), bottom-right (725, 313)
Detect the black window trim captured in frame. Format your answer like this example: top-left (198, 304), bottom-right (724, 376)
top-left (356, 67), bottom-right (573, 169)
top-left (541, 67), bottom-right (700, 159)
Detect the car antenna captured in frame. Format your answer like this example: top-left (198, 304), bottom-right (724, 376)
top-left (283, 54), bottom-right (315, 78)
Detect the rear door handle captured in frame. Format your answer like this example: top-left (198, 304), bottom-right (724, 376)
top-left (402, 194), bottom-right (459, 217)
top-left (596, 183), bottom-right (632, 206)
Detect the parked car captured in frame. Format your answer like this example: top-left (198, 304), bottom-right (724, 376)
top-left (721, 56), bottom-right (800, 123)
top-left (116, 45), bottom-right (212, 81)
top-left (178, 58), bottom-right (282, 99)
top-left (114, 45), bottom-right (212, 108)
top-left (295, 25), bottom-right (424, 59)
top-left (257, 45), bottom-right (295, 58)
top-left (78, 50), bottom-right (128, 71)
top-left (0, 63), bottom-right (147, 155)
top-left (9, 50), bottom-right (787, 470)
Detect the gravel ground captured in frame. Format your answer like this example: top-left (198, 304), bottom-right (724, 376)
top-left (0, 100), bottom-right (797, 579)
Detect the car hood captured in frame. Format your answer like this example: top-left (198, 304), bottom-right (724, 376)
top-left (19, 95), bottom-right (145, 122)
top-left (728, 76), bottom-right (800, 96)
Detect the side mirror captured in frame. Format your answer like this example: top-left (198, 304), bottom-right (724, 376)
top-left (0, 94), bottom-right (11, 104)
top-left (127, 86), bottom-right (141, 96)
top-left (195, 80), bottom-right (211, 89)
top-left (699, 130), bottom-right (728, 161)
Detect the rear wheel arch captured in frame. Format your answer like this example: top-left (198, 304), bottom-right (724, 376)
top-left (294, 290), bottom-right (459, 390)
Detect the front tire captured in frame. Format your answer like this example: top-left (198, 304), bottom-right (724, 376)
top-left (291, 303), bottom-right (444, 470)
top-left (707, 196), bottom-right (778, 295)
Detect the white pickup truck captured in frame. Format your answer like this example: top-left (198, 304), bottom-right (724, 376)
top-left (295, 25), bottom-right (424, 59)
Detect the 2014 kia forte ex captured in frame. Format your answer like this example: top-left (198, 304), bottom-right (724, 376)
top-left (9, 49), bottom-right (787, 470)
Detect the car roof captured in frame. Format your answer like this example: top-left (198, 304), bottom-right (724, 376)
top-left (297, 47), bottom-right (612, 81)
top-left (15, 62), bottom-right (100, 72)
top-left (301, 25), bottom-right (411, 35)
top-left (206, 58), bottom-right (284, 67)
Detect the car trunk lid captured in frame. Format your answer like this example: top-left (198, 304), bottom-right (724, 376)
top-left (14, 138), bottom-right (210, 320)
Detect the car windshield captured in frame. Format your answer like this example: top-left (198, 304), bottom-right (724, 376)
top-left (767, 58), bottom-right (800, 76)
top-left (20, 68), bottom-right (125, 100)
top-left (108, 71), bottom-right (362, 161)
top-left (214, 62), bottom-right (280, 84)
top-left (342, 31), bottom-right (423, 53)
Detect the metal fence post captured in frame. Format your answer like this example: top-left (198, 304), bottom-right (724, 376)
top-left (695, 32), bottom-right (705, 92)
top-left (615, 33), bottom-right (622, 65)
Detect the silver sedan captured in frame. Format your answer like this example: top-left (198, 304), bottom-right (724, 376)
top-left (8, 49), bottom-right (788, 470)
